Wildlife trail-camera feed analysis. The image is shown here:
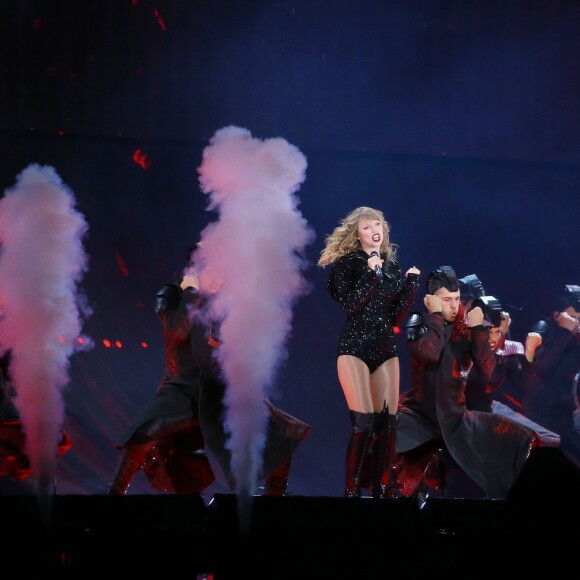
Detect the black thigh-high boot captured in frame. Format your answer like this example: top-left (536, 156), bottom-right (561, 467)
top-left (344, 411), bottom-right (376, 498)
top-left (107, 441), bottom-right (154, 495)
top-left (264, 456), bottom-right (292, 496)
top-left (370, 409), bottom-right (398, 499)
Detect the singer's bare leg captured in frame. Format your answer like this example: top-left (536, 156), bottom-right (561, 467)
top-left (337, 355), bottom-right (399, 413)
top-left (337, 355), bottom-right (372, 412)
top-left (370, 357), bottom-right (400, 414)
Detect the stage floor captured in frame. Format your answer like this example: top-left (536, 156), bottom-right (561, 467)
top-left (1, 448), bottom-right (579, 579)
top-left (1, 489), bottom-right (577, 580)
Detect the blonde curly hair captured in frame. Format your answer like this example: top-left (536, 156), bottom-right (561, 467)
top-left (317, 206), bottom-right (397, 267)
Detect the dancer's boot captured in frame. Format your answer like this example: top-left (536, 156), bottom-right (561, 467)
top-left (264, 456), bottom-right (292, 496)
top-left (107, 442), bottom-right (152, 495)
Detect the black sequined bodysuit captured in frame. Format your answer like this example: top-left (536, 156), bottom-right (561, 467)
top-left (327, 250), bottom-right (420, 373)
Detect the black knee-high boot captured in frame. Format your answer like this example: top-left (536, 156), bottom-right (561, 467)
top-left (370, 409), bottom-right (398, 499)
top-left (264, 456), bottom-right (292, 496)
top-left (107, 442), bottom-right (153, 495)
top-left (107, 415), bottom-right (195, 495)
top-left (344, 411), bottom-right (376, 498)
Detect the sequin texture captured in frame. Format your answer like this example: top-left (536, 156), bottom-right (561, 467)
top-left (327, 250), bottom-right (420, 372)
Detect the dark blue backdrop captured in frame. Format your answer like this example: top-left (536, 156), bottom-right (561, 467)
top-left (0, 1), bottom-right (578, 497)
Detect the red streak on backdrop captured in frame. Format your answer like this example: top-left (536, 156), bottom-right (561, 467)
top-left (132, 149), bottom-right (150, 170)
top-left (115, 251), bottom-right (129, 278)
top-left (154, 9), bottom-right (167, 32)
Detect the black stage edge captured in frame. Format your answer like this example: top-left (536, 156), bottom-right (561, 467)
top-left (1, 449), bottom-right (578, 579)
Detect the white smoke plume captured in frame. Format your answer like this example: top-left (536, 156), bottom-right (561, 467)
top-left (196, 126), bottom-right (314, 516)
top-left (0, 164), bottom-right (90, 515)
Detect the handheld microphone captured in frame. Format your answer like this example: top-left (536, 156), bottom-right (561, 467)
top-left (369, 251), bottom-right (382, 279)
